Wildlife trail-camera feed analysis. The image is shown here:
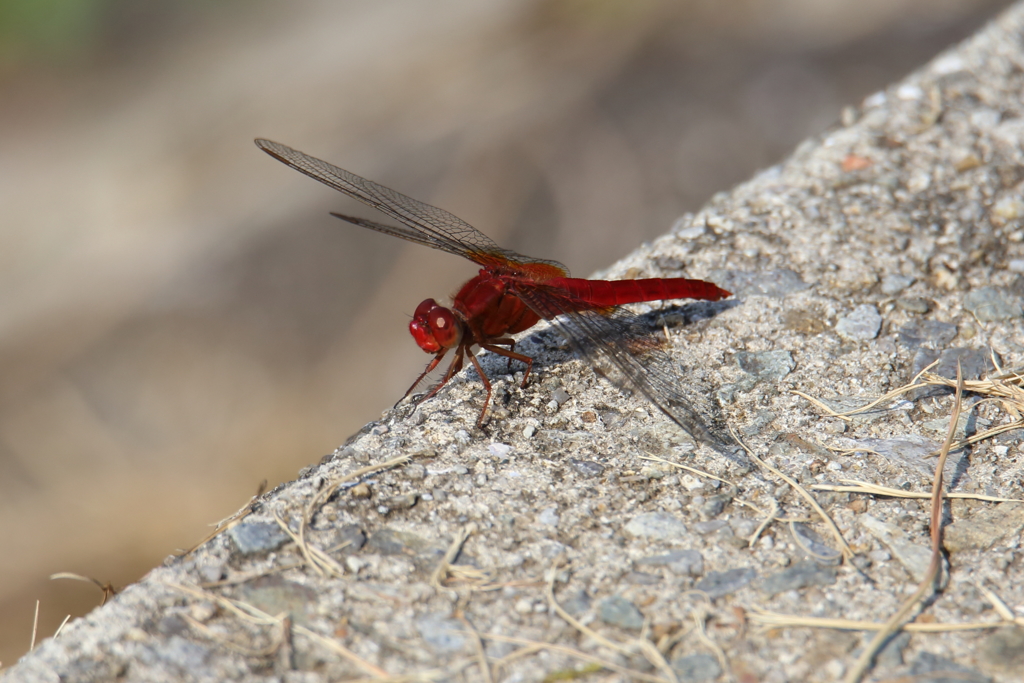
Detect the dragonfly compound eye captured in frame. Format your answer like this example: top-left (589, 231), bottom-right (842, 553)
top-left (409, 299), bottom-right (461, 352)
top-left (428, 307), bottom-right (461, 348)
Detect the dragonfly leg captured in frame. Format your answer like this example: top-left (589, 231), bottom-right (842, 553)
top-left (399, 349), bottom-right (449, 407)
top-left (422, 348), bottom-right (465, 401)
top-left (480, 342), bottom-right (534, 388)
top-left (486, 337), bottom-right (521, 372)
top-left (464, 347), bottom-right (493, 428)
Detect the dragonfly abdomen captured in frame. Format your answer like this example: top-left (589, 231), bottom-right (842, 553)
top-left (552, 277), bottom-right (730, 308)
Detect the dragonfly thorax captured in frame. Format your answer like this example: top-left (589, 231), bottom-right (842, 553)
top-left (410, 298), bottom-right (463, 353)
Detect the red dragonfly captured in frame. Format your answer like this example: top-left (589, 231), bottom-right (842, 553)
top-left (256, 139), bottom-right (735, 453)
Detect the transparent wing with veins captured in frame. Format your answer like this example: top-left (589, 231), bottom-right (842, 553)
top-left (255, 139), bottom-right (566, 276)
top-left (510, 283), bottom-right (741, 459)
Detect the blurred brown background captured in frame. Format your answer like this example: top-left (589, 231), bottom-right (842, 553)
top-left (0, 0), bottom-right (1011, 667)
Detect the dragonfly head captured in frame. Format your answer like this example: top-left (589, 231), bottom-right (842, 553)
top-left (410, 299), bottom-right (462, 353)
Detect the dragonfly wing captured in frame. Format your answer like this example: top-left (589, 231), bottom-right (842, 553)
top-left (257, 139), bottom-right (566, 275)
top-left (511, 284), bottom-right (742, 460)
top-left (330, 213), bottom-right (451, 252)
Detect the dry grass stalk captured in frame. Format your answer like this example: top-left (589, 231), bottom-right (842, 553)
top-left (29, 600), bottom-right (39, 652)
top-left (786, 520), bottom-right (839, 564)
top-left (689, 605), bottom-right (730, 681)
top-left (457, 614), bottom-right (493, 683)
top-left (791, 358), bottom-right (944, 422)
top-left (746, 607), bottom-right (1012, 633)
top-left (166, 581), bottom-right (388, 678)
top-left (52, 615), bottom-right (72, 640)
top-left (811, 479), bottom-right (1023, 503)
top-left (544, 563), bottom-right (680, 683)
top-left (430, 523), bottom-right (477, 589)
top-left (300, 454), bottom-right (415, 577)
top-left (641, 452), bottom-right (774, 514)
top-left (842, 364), bottom-right (964, 683)
top-left (730, 428), bottom-right (854, 559)
top-left (184, 480), bottom-right (269, 554)
top-left (797, 360), bottom-right (1024, 456)
top-left (746, 498), bottom-right (779, 547)
top-left (638, 454), bottom-right (737, 489)
top-left (182, 613), bottom-right (288, 658)
top-left (975, 583), bottom-right (1024, 626)
top-left (273, 510), bottom-right (346, 577)
top-left (50, 572), bottom-right (119, 606)
top-left (336, 673), bottom-right (447, 683)
top-left (483, 631), bottom-right (669, 683)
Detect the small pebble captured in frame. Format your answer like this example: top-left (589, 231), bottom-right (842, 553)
top-left (671, 653), bottom-right (722, 682)
top-left (730, 518), bottom-right (757, 538)
top-left (991, 196), bottom-right (1024, 225)
top-left (874, 631), bottom-right (911, 668)
top-left (693, 520), bottom-right (727, 535)
top-left (982, 626), bottom-right (1024, 671)
top-left (197, 563), bottom-right (225, 584)
top-left (896, 297), bottom-right (931, 313)
top-left (860, 515), bottom-right (932, 581)
top-left (790, 523), bottom-right (842, 565)
top-left (760, 560), bottom-right (837, 596)
top-left (898, 320), bottom-right (957, 348)
top-left (693, 567), bottom-right (757, 599)
top-left (367, 528), bottom-right (426, 555)
top-left (931, 53), bottom-right (965, 75)
top-left (674, 222), bottom-right (706, 240)
top-left (416, 613), bottom-right (465, 654)
top-left (384, 493), bottom-right (418, 510)
top-left (963, 286), bottom-right (1022, 322)
top-left (488, 443), bottom-right (512, 460)
top-left (897, 83), bottom-right (923, 100)
top-left (523, 424), bottom-right (537, 438)
top-left (228, 522), bottom-right (290, 555)
top-left (559, 589), bottom-right (592, 616)
top-left (404, 464), bottom-right (427, 480)
top-left (636, 549), bottom-right (704, 577)
top-left (598, 596), bottom-right (644, 629)
top-left (350, 483), bottom-right (371, 499)
top-left (538, 506), bottom-right (559, 527)
top-left (943, 503), bottom-right (1024, 553)
top-left (881, 274), bottom-right (915, 295)
top-left (624, 571), bottom-right (661, 585)
top-left (905, 168), bottom-right (931, 193)
top-left (908, 652), bottom-right (988, 683)
top-left (735, 351), bottom-right (794, 382)
top-left (699, 494), bottom-right (732, 520)
top-left (569, 459), bottom-right (605, 477)
top-left (189, 602), bottom-right (217, 622)
top-left (835, 304), bottom-right (882, 340)
top-left (624, 512), bottom-right (688, 541)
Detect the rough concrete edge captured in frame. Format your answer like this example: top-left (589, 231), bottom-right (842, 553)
top-left (4, 1), bottom-right (1024, 680)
